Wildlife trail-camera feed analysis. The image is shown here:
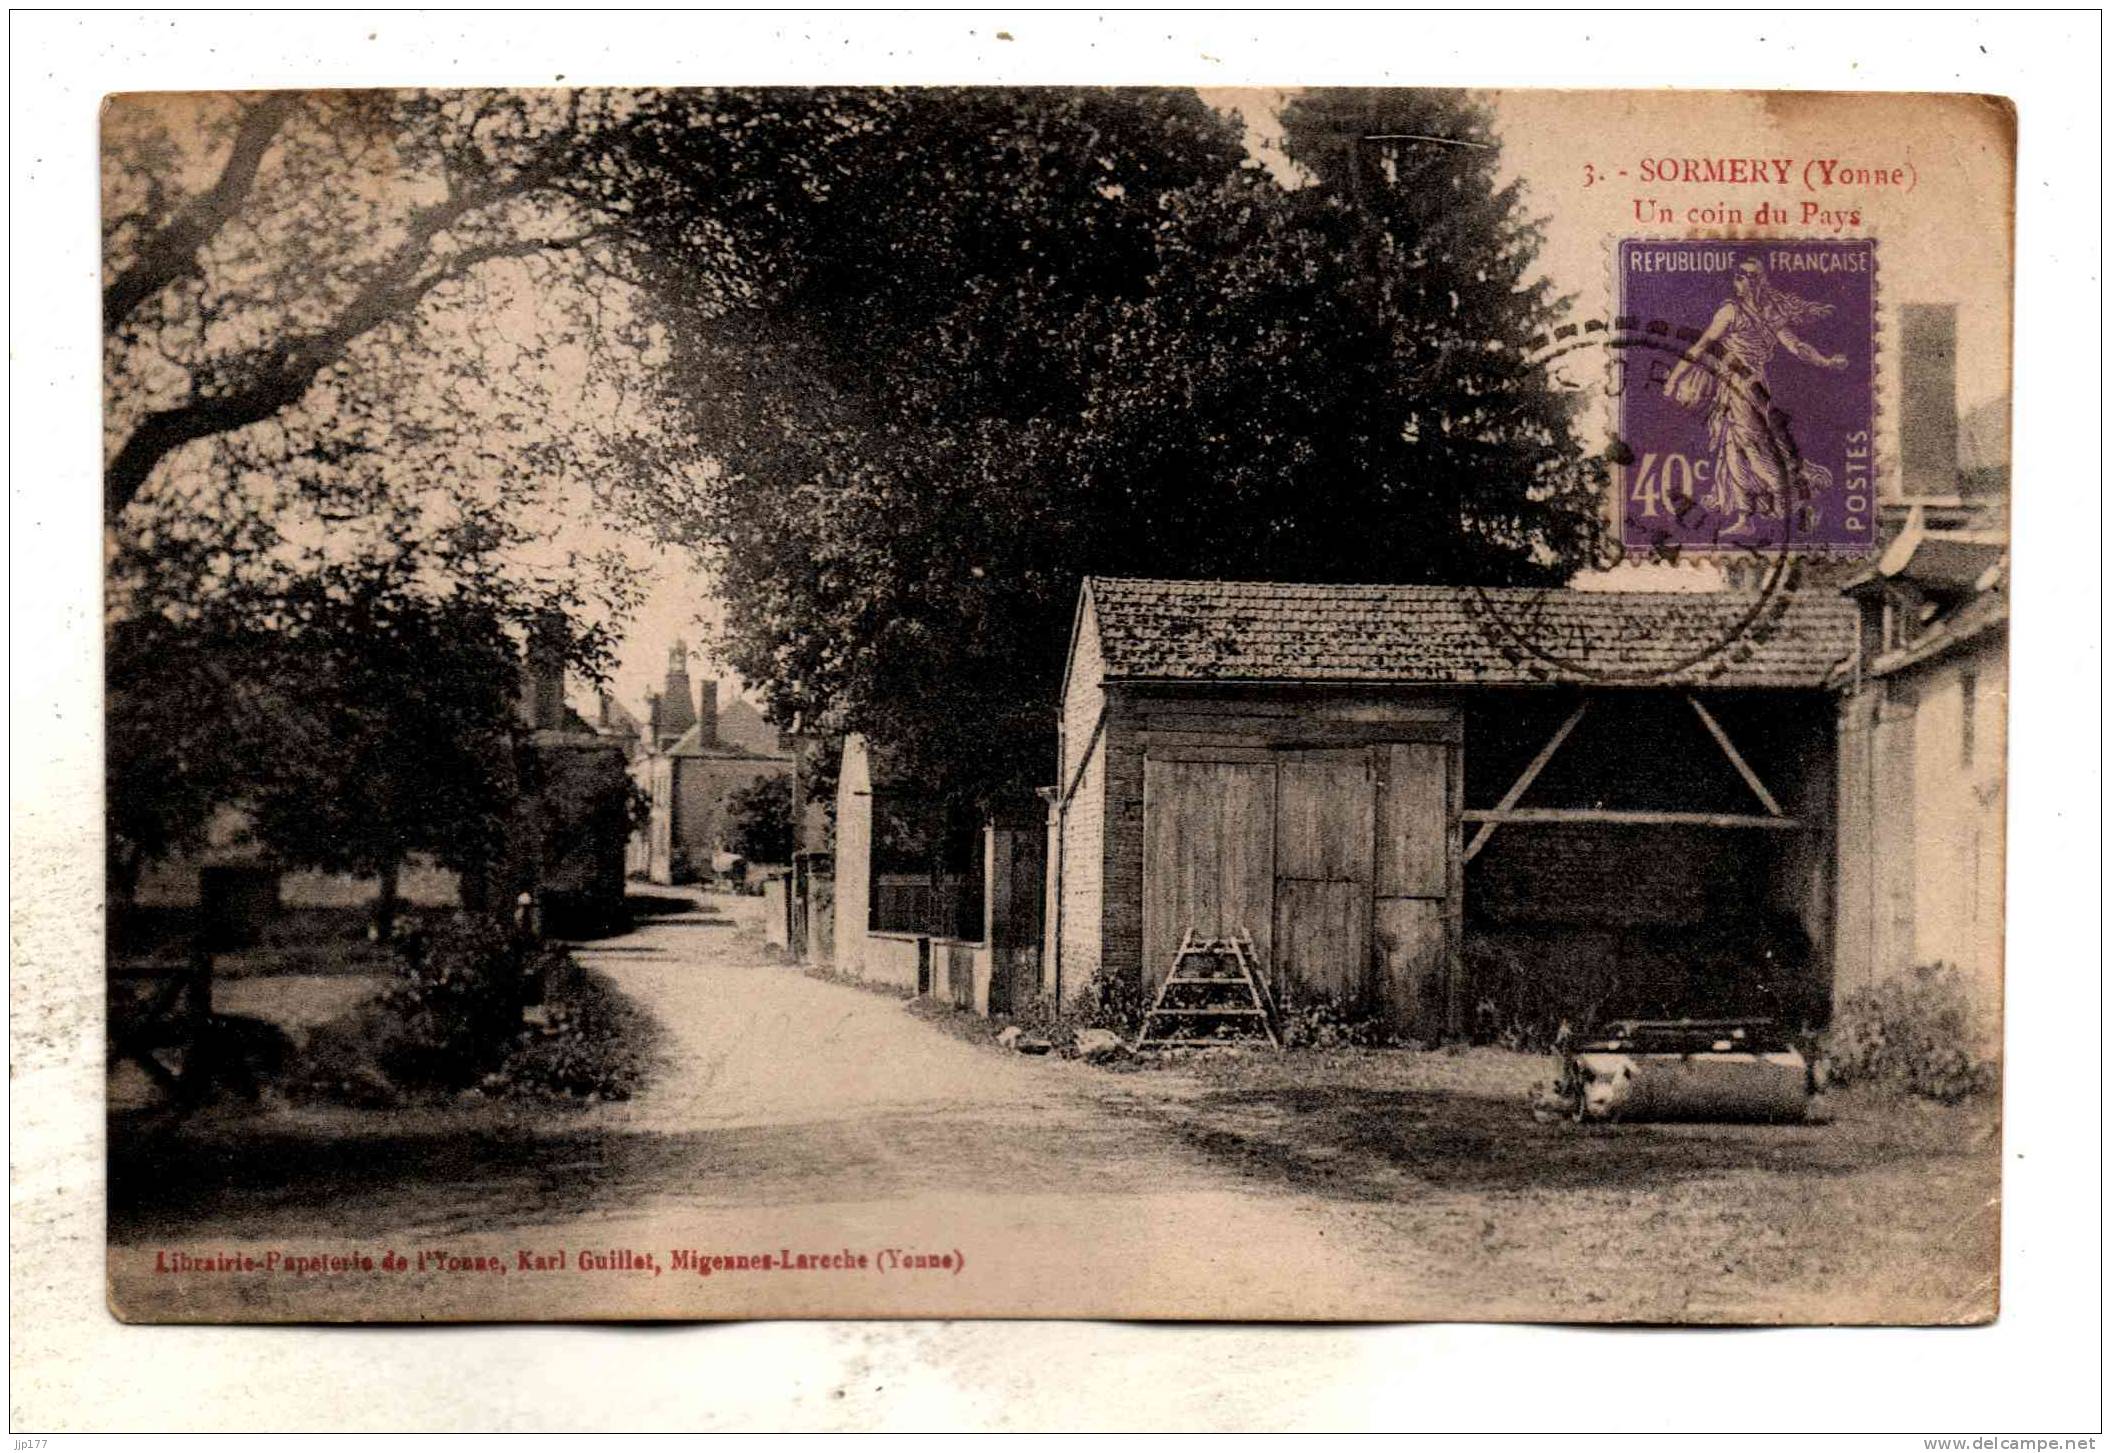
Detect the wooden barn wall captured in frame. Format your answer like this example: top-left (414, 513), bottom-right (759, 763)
top-left (1093, 684), bottom-right (1461, 1017)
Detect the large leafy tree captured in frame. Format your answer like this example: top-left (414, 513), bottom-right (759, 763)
top-left (102, 89), bottom-right (655, 909)
top-left (100, 89), bottom-right (642, 524)
top-left (617, 87), bottom-right (1601, 811)
top-left (104, 480), bottom-right (605, 933)
top-left (238, 573), bottom-right (533, 938)
top-left (104, 86), bottom-right (1603, 865)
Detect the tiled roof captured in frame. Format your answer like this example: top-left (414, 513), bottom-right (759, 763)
top-left (663, 722), bottom-right (788, 760)
top-left (714, 696), bottom-right (793, 758)
top-left (1084, 577), bottom-right (1857, 689)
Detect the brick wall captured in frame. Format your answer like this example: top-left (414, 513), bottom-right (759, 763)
top-left (1096, 707), bottom-right (1145, 992)
top-left (1466, 819), bottom-right (1831, 1023)
top-left (1061, 593), bottom-right (1106, 788)
top-left (1054, 592), bottom-right (1110, 1004)
top-left (1057, 725), bottom-right (1105, 1000)
top-left (1469, 823), bottom-right (1751, 928)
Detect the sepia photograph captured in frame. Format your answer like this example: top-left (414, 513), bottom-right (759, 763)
top-left (98, 80), bottom-right (2013, 1326)
top-left (11, 7), bottom-right (2102, 1438)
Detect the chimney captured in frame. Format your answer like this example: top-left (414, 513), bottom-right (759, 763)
top-left (1899, 304), bottom-right (1959, 501)
top-left (518, 614), bottom-right (567, 731)
top-left (656, 641), bottom-right (697, 747)
top-left (696, 677), bottom-right (719, 748)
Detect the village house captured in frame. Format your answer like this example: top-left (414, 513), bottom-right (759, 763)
top-left (1046, 575), bottom-right (1857, 1042)
top-left (626, 642), bottom-right (794, 885)
top-left (1832, 304), bottom-right (2009, 1049)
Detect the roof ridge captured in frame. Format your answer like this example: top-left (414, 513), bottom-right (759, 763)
top-left (1089, 574), bottom-right (1815, 603)
top-left (1080, 576), bottom-right (1856, 689)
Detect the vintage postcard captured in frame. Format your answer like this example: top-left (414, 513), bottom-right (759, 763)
top-left (102, 86), bottom-right (2012, 1324)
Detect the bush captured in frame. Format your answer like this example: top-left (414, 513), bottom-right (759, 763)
top-left (483, 954), bottom-right (657, 1101)
top-left (1002, 968), bottom-right (1145, 1047)
top-left (1463, 932), bottom-right (1615, 1051)
top-left (1080, 967), bottom-right (1146, 1033)
top-left (298, 931), bottom-right (657, 1105)
top-left (1825, 962), bottom-right (1996, 1103)
top-left (1277, 988), bottom-right (1390, 1050)
top-left (368, 912), bottom-right (525, 1088)
top-left (724, 773), bottom-right (794, 864)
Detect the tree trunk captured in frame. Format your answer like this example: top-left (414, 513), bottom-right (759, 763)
top-left (373, 857), bottom-right (402, 942)
top-left (458, 858), bottom-right (492, 916)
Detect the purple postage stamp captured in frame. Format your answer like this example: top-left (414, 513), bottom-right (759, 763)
top-left (1615, 237), bottom-right (1876, 558)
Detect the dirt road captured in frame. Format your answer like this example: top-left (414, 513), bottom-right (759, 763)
top-left (109, 893), bottom-right (1415, 1321)
top-left (108, 891), bottom-right (1998, 1324)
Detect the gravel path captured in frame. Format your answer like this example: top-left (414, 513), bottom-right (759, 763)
top-left (109, 892), bottom-right (1408, 1321)
top-left (106, 891), bottom-right (1998, 1325)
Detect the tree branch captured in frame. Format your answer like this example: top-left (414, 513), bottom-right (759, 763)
top-left (104, 105), bottom-right (608, 522)
top-left (105, 218), bottom-right (607, 521)
top-left (104, 93), bottom-right (297, 336)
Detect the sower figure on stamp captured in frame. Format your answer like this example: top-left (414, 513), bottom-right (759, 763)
top-left (1662, 259), bottom-right (1851, 534)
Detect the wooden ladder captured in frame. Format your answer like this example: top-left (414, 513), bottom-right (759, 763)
top-left (1135, 928), bottom-right (1282, 1051)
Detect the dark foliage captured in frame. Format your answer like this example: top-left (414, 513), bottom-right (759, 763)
top-left (486, 955), bottom-right (659, 1102)
top-left (107, 86), bottom-right (1604, 859)
top-left (294, 919), bottom-right (654, 1104)
top-left (1277, 989), bottom-right (1392, 1050)
top-left (1825, 963), bottom-right (1997, 1103)
top-left (613, 88), bottom-right (1603, 809)
top-left (723, 771), bottom-right (794, 864)
top-left (1080, 966), bottom-right (1149, 1035)
top-left (367, 913), bottom-right (527, 1089)
top-left (1463, 918), bottom-right (1819, 1052)
top-left (107, 547), bottom-right (538, 920)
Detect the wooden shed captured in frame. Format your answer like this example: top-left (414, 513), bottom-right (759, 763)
top-left (1045, 577), bottom-right (1859, 1040)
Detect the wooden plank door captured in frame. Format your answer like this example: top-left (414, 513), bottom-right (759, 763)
top-left (1373, 742), bottom-right (1453, 1040)
top-left (1141, 757), bottom-right (1276, 994)
top-left (1272, 749), bottom-right (1376, 1005)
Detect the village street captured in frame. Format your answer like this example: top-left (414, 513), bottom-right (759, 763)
top-left (108, 890), bottom-right (1999, 1325)
top-left (110, 893), bottom-right (1419, 1321)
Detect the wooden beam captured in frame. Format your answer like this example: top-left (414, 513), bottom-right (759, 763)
top-left (1463, 699), bottom-right (1589, 862)
top-left (1461, 809), bottom-right (1802, 830)
top-left (1686, 695), bottom-right (1786, 817)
